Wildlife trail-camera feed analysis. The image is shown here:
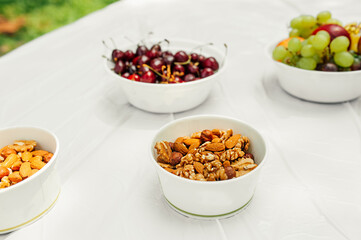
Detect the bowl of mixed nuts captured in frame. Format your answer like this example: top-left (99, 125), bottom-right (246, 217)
top-left (150, 115), bottom-right (268, 218)
top-left (0, 126), bottom-right (60, 233)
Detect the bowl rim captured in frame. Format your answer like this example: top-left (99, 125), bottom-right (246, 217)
top-left (149, 115), bottom-right (268, 185)
top-left (103, 38), bottom-right (227, 87)
top-left (266, 41), bottom-right (361, 75)
top-left (0, 126), bottom-right (59, 195)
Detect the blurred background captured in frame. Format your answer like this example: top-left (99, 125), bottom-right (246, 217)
top-left (0, 0), bottom-right (117, 56)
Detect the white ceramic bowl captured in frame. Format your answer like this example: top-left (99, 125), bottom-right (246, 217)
top-left (104, 39), bottom-right (226, 113)
top-left (268, 43), bottom-right (361, 103)
top-left (0, 127), bottom-right (60, 234)
top-left (150, 115), bottom-right (268, 218)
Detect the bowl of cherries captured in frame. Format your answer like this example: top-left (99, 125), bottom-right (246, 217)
top-left (104, 38), bottom-right (226, 113)
top-left (269, 11), bottom-right (361, 103)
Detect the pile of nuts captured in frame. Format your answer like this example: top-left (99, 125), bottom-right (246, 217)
top-left (0, 140), bottom-right (53, 189)
top-left (154, 129), bottom-right (257, 181)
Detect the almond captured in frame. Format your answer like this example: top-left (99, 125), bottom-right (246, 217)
top-left (8, 171), bottom-right (22, 183)
top-left (193, 162), bottom-right (204, 174)
top-left (211, 138), bottom-right (221, 143)
top-left (11, 160), bottom-right (22, 171)
top-left (205, 143), bottom-right (225, 152)
top-left (212, 129), bottom-right (221, 137)
top-left (183, 138), bottom-right (201, 147)
top-left (1, 153), bottom-right (20, 168)
top-left (0, 166), bottom-right (10, 179)
top-left (32, 150), bottom-right (50, 157)
top-left (30, 157), bottom-right (45, 170)
top-left (19, 162), bottom-right (31, 178)
top-left (175, 137), bottom-right (184, 143)
top-left (225, 134), bottom-right (241, 149)
top-left (174, 142), bottom-right (188, 155)
top-left (29, 169), bottom-right (39, 177)
top-left (21, 151), bottom-right (33, 162)
top-left (164, 168), bottom-right (176, 174)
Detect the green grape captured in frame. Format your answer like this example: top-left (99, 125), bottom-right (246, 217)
top-left (301, 15), bottom-right (317, 28)
top-left (334, 51), bottom-right (354, 67)
top-left (313, 54), bottom-right (321, 63)
top-left (307, 35), bottom-right (315, 45)
top-left (301, 44), bottom-right (316, 57)
top-left (312, 34), bottom-right (330, 50)
top-left (289, 29), bottom-right (300, 37)
top-left (273, 46), bottom-right (288, 61)
top-left (316, 30), bottom-right (330, 42)
top-left (299, 27), bottom-right (316, 38)
top-left (288, 38), bottom-right (302, 53)
top-left (330, 36), bottom-right (350, 53)
top-left (317, 11), bottom-right (331, 23)
top-left (290, 17), bottom-right (303, 29)
top-left (325, 18), bottom-right (342, 26)
top-left (297, 57), bottom-right (317, 70)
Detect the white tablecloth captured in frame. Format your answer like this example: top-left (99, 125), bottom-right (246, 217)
top-left (1, 0), bottom-right (361, 239)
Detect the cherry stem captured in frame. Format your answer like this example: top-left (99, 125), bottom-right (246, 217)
top-left (222, 43), bottom-right (228, 67)
top-left (102, 55), bottom-right (112, 62)
top-left (102, 40), bottom-right (112, 50)
top-left (110, 38), bottom-right (117, 49)
top-left (124, 36), bottom-right (135, 44)
top-left (191, 42), bottom-right (213, 53)
top-left (142, 64), bottom-right (164, 78)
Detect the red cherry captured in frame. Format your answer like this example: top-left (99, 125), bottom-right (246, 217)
top-left (146, 49), bottom-right (161, 59)
top-left (202, 57), bottom-right (219, 71)
top-left (173, 64), bottom-right (185, 75)
top-left (200, 68), bottom-right (214, 78)
top-left (174, 51), bottom-right (188, 62)
top-left (112, 50), bottom-right (124, 62)
top-left (132, 56), bottom-right (140, 65)
top-left (187, 63), bottom-right (199, 74)
top-left (136, 45), bottom-right (148, 56)
top-left (140, 71), bottom-right (156, 83)
top-left (190, 53), bottom-right (199, 62)
top-left (114, 60), bottom-right (126, 74)
top-left (184, 73), bottom-right (196, 82)
top-left (122, 72), bottom-right (130, 78)
top-left (128, 74), bottom-right (140, 81)
top-left (150, 58), bottom-right (164, 72)
top-left (124, 50), bottom-right (135, 61)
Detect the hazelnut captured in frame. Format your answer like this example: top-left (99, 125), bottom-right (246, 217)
top-left (224, 166), bottom-right (236, 179)
top-left (170, 152), bottom-right (182, 166)
top-left (201, 129), bottom-right (213, 142)
top-left (244, 153), bottom-right (254, 159)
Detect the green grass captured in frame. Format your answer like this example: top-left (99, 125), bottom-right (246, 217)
top-left (0, 0), bottom-right (117, 56)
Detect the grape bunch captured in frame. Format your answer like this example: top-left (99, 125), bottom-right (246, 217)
top-left (110, 41), bottom-right (219, 84)
top-left (273, 11), bottom-right (361, 71)
top-left (289, 11), bottom-right (342, 39)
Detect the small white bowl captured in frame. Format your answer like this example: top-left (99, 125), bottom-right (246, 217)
top-left (0, 127), bottom-right (60, 234)
top-left (104, 39), bottom-right (226, 113)
top-left (267, 43), bottom-right (361, 103)
top-left (150, 115), bottom-right (268, 218)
